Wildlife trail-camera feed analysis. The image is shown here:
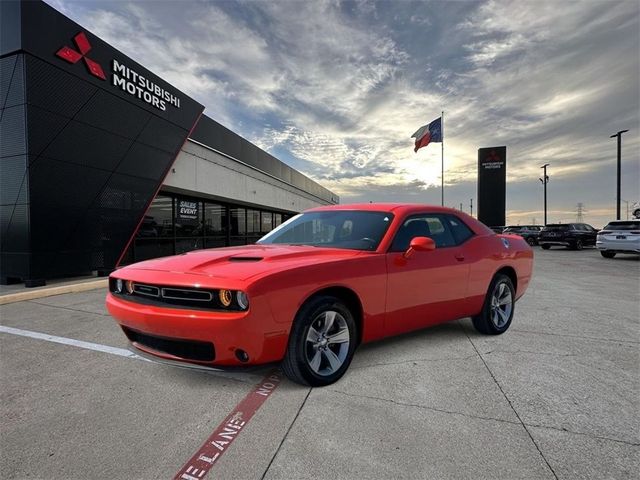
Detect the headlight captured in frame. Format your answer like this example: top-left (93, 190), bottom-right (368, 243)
top-left (125, 280), bottom-right (134, 294)
top-left (115, 278), bottom-right (123, 293)
top-left (219, 289), bottom-right (233, 307)
top-left (236, 291), bottom-right (249, 310)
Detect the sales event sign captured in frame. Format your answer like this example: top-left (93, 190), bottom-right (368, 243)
top-left (177, 199), bottom-right (199, 224)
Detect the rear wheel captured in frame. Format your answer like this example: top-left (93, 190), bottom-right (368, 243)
top-left (572, 239), bottom-right (584, 250)
top-left (472, 274), bottom-right (515, 335)
top-left (526, 236), bottom-right (536, 246)
top-left (541, 244), bottom-right (551, 250)
top-left (601, 251), bottom-right (616, 258)
top-left (282, 295), bottom-right (357, 386)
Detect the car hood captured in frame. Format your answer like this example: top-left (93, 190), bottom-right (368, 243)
top-left (120, 244), bottom-right (365, 280)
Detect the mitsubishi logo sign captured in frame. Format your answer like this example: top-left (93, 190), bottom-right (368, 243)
top-left (56, 32), bottom-right (106, 80)
top-left (55, 31), bottom-right (181, 111)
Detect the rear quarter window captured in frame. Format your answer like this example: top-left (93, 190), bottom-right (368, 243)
top-left (446, 215), bottom-right (474, 244)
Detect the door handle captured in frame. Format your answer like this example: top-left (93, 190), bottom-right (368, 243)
top-left (455, 254), bottom-right (465, 262)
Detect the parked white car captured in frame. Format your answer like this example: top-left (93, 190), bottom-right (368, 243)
top-left (596, 220), bottom-right (640, 258)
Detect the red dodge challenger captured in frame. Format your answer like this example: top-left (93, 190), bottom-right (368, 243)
top-left (106, 204), bottom-right (533, 386)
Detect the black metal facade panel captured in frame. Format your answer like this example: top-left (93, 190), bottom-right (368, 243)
top-left (1, 55), bottom-right (25, 109)
top-left (477, 146), bottom-right (507, 228)
top-left (0, 52), bottom-right (30, 281)
top-left (190, 115), bottom-right (338, 204)
top-left (18, 0), bottom-right (203, 131)
top-left (21, 51), bottom-right (200, 279)
top-left (0, 0), bottom-right (204, 281)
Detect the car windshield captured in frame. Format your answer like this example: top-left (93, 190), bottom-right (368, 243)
top-left (257, 210), bottom-right (394, 251)
top-left (603, 221), bottom-right (640, 231)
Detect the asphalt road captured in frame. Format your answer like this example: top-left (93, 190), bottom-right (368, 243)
top-left (1, 248), bottom-right (638, 479)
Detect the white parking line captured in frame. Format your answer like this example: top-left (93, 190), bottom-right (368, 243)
top-left (0, 324), bottom-right (264, 384)
top-left (0, 325), bottom-right (149, 361)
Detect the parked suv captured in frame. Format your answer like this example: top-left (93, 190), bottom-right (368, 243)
top-left (596, 220), bottom-right (640, 258)
top-left (503, 225), bottom-right (543, 246)
top-left (539, 223), bottom-right (598, 250)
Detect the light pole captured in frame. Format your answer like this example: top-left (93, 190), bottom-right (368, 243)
top-left (623, 200), bottom-right (629, 220)
top-left (470, 198), bottom-right (473, 217)
top-left (539, 164), bottom-right (550, 225)
top-left (610, 130), bottom-right (629, 220)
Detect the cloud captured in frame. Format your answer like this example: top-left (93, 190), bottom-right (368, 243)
top-left (46, 0), bottom-right (639, 227)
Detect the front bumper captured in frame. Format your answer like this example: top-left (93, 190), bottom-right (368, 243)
top-left (106, 293), bottom-right (289, 367)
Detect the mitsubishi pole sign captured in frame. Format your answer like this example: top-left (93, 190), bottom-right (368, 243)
top-left (477, 146), bottom-right (507, 227)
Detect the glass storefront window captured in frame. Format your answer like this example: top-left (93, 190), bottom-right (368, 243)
top-left (176, 238), bottom-right (204, 254)
top-left (204, 203), bottom-right (226, 236)
top-left (230, 208), bottom-right (246, 236)
top-left (247, 209), bottom-right (260, 235)
top-left (175, 198), bottom-right (203, 237)
top-left (122, 192), bottom-right (295, 264)
top-left (134, 239), bottom-right (174, 261)
top-left (137, 195), bottom-right (173, 238)
top-left (261, 212), bottom-right (273, 233)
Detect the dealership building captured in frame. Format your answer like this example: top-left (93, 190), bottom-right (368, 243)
top-left (0, 0), bottom-right (338, 286)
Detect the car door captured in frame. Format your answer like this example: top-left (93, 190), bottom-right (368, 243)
top-left (384, 213), bottom-right (470, 336)
top-left (583, 224), bottom-right (598, 245)
top-left (574, 224), bottom-right (589, 245)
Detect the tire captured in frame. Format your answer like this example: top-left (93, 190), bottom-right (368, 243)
top-left (541, 244), bottom-right (551, 250)
top-left (526, 236), bottom-right (536, 246)
top-left (573, 239), bottom-right (583, 250)
top-left (472, 274), bottom-right (515, 335)
top-left (282, 295), bottom-right (357, 387)
top-left (601, 251), bottom-right (616, 258)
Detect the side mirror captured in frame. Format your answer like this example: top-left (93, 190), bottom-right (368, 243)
top-left (403, 236), bottom-right (436, 258)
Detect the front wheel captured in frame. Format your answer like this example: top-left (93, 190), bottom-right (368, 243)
top-left (526, 236), bottom-right (536, 246)
top-left (601, 251), bottom-right (616, 258)
top-left (573, 239), bottom-right (584, 250)
top-left (282, 295), bottom-right (357, 387)
top-left (472, 274), bottom-right (515, 335)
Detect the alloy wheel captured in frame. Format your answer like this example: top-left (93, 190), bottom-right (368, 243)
top-left (305, 310), bottom-right (350, 376)
top-left (490, 282), bottom-right (513, 329)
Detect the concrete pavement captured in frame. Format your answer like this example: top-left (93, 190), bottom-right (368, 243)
top-left (1, 248), bottom-right (638, 479)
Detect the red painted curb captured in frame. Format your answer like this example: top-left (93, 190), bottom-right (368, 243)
top-left (174, 369), bottom-right (283, 480)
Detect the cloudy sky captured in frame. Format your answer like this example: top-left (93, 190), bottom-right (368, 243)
top-left (48, 0), bottom-right (639, 226)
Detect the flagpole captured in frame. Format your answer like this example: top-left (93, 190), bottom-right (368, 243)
top-left (441, 110), bottom-right (444, 206)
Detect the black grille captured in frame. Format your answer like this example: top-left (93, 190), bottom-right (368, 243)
top-left (122, 327), bottom-right (215, 362)
top-left (161, 287), bottom-right (213, 302)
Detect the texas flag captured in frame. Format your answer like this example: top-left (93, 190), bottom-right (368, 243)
top-left (411, 117), bottom-right (442, 153)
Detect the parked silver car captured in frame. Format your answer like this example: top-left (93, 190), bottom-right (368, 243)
top-left (596, 220), bottom-right (640, 258)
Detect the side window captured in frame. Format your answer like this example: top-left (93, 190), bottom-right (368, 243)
top-left (390, 214), bottom-right (456, 251)
top-left (446, 215), bottom-right (474, 244)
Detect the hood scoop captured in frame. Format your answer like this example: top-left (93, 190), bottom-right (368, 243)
top-left (228, 256), bottom-right (263, 262)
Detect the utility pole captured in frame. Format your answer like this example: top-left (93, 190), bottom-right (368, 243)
top-left (539, 164), bottom-right (550, 226)
top-left (470, 198), bottom-right (473, 217)
top-left (610, 130), bottom-right (629, 220)
top-left (459, 202), bottom-right (463, 211)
